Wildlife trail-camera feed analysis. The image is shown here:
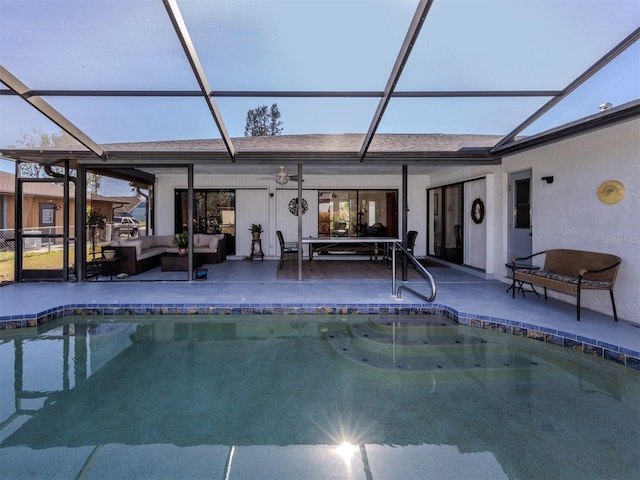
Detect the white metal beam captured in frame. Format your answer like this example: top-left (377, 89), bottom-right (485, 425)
top-left (492, 27), bottom-right (640, 151)
top-left (0, 65), bottom-right (105, 159)
top-left (163, 0), bottom-right (236, 159)
top-left (359, 0), bottom-right (434, 160)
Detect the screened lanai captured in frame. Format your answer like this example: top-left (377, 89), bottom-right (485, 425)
top-left (0, 0), bottom-right (639, 283)
top-left (1, 0), bottom-right (638, 163)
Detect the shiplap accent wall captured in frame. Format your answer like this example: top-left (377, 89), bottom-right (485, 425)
top-left (154, 172), bottom-right (431, 257)
top-left (274, 189), bottom-right (317, 257)
top-left (237, 188), bottom-right (269, 257)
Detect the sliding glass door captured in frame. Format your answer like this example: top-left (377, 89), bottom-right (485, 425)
top-left (428, 184), bottom-right (463, 264)
top-left (175, 189), bottom-right (236, 255)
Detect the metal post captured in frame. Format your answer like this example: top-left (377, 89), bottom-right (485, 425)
top-left (76, 165), bottom-right (87, 281)
top-left (391, 242), bottom-right (397, 295)
top-left (62, 159), bottom-right (69, 281)
top-left (297, 163), bottom-right (303, 282)
top-left (402, 164), bottom-right (408, 280)
top-left (187, 164), bottom-right (194, 280)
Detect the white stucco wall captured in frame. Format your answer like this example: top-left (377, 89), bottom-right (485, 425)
top-left (502, 117), bottom-right (640, 323)
top-left (465, 178), bottom-right (487, 271)
top-left (413, 117), bottom-right (639, 323)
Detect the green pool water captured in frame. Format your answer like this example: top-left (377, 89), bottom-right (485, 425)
top-left (1, 315), bottom-right (638, 479)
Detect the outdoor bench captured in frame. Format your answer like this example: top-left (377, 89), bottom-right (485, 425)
top-left (512, 249), bottom-right (621, 321)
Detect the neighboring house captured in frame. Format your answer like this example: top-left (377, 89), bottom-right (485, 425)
top-left (0, 170), bottom-right (125, 248)
top-left (127, 201), bottom-right (147, 223)
top-left (113, 196), bottom-right (147, 224)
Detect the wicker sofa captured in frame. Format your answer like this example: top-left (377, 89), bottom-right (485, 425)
top-left (512, 249), bottom-right (621, 321)
top-left (104, 233), bottom-right (227, 276)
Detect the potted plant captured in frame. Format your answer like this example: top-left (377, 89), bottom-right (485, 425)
top-left (249, 223), bottom-right (263, 240)
top-left (86, 208), bottom-right (107, 260)
top-left (175, 232), bottom-right (189, 256)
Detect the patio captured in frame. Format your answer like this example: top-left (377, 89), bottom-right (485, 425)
top-left (1, 258), bottom-right (638, 369)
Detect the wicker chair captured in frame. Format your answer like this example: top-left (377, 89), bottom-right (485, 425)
top-left (276, 231), bottom-right (299, 269)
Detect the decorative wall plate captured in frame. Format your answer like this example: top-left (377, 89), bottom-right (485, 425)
top-left (288, 197), bottom-right (308, 216)
top-left (597, 180), bottom-right (625, 205)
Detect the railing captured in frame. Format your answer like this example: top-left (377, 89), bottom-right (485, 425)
top-left (391, 241), bottom-right (437, 302)
top-left (0, 227), bottom-right (81, 252)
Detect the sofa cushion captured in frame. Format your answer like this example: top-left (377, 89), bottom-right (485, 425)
top-left (140, 236), bottom-right (156, 250)
top-left (138, 247), bottom-right (165, 260)
top-left (208, 235), bottom-right (220, 251)
top-left (193, 234), bottom-right (212, 247)
top-left (154, 234), bottom-right (175, 247)
top-left (193, 247), bottom-right (214, 254)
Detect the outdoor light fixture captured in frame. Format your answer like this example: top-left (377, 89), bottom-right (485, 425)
top-left (275, 166), bottom-right (289, 185)
top-left (541, 176), bottom-right (554, 185)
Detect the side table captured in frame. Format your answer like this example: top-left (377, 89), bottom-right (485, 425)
top-left (506, 263), bottom-right (540, 298)
top-left (249, 238), bottom-right (264, 261)
top-left (91, 256), bottom-right (123, 281)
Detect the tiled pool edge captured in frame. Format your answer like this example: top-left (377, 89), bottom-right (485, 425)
top-left (1, 302), bottom-right (638, 371)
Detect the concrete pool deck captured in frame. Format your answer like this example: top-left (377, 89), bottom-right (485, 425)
top-left (1, 258), bottom-right (638, 368)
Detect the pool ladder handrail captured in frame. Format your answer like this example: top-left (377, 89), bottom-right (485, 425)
top-left (391, 241), bottom-right (437, 302)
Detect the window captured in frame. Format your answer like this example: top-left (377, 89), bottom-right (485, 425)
top-left (514, 179), bottom-right (531, 229)
top-left (318, 190), bottom-right (397, 238)
top-left (175, 189), bottom-right (236, 254)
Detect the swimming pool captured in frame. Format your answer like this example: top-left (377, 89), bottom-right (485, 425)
top-left (1, 315), bottom-right (638, 479)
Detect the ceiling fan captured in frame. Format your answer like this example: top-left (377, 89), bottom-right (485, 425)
top-left (261, 166), bottom-right (302, 186)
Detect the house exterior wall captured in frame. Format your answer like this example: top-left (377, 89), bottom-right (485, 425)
top-left (152, 117), bottom-right (638, 323)
top-left (464, 177), bottom-right (487, 270)
top-left (402, 117), bottom-right (639, 323)
top-left (501, 117), bottom-right (639, 324)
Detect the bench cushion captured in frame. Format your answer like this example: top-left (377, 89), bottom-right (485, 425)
top-left (519, 269), bottom-right (612, 288)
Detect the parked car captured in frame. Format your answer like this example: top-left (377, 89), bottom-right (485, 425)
top-left (112, 216), bottom-right (140, 237)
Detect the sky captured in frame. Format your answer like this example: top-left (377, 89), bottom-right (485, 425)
top-left (1, 0), bottom-right (639, 156)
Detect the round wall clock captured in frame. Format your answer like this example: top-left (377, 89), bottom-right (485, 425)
top-left (597, 180), bottom-right (625, 205)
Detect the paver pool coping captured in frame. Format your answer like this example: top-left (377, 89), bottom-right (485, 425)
top-left (1, 301), bottom-right (638, 371)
